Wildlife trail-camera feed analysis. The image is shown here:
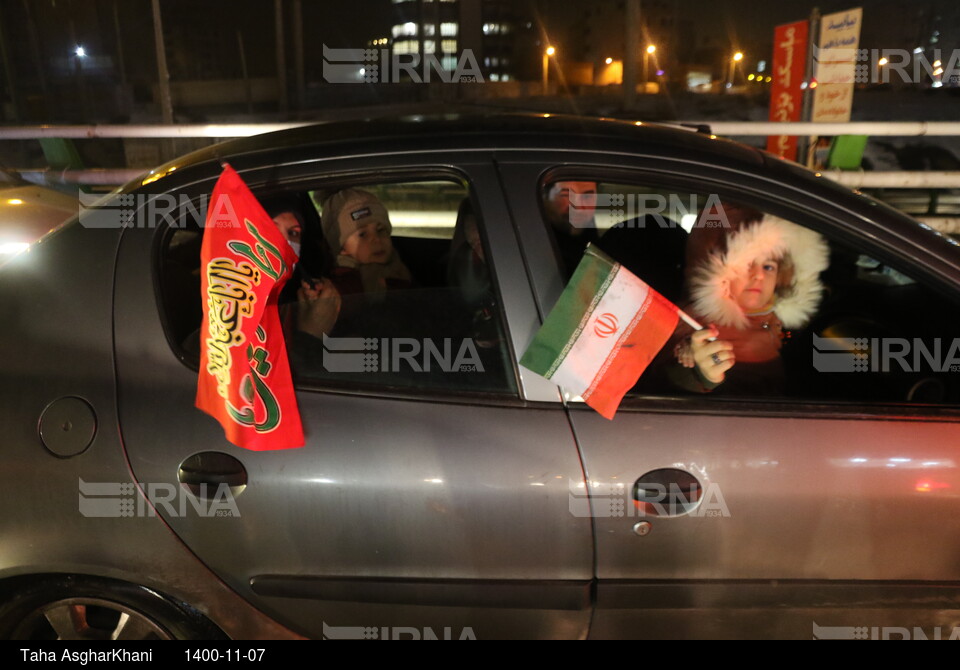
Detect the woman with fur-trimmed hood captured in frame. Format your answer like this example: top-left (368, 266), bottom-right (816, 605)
top-left (671, 214), bottom-right (830, 395)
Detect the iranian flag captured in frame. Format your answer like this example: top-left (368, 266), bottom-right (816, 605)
top-left (521, 245), bottom-right (680, 420)
top-left (196, 165), bottom-right (304, 450)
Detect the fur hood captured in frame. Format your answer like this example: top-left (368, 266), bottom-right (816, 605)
top-left (688, 215), bottom-right (830, 329)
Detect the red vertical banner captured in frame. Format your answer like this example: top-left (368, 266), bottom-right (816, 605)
top-left (196, 165), bottom-right (305, 451)
top-left (767, 20), bottom-right (809, 162)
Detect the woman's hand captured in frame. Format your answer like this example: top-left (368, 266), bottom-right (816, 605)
top-left (689, 325), bottom-right (735, 385)
top-left (297, 278), bottom-right (341, 338)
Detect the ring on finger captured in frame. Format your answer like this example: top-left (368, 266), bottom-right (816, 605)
top-left (711, 352), bottom-right (723, 366)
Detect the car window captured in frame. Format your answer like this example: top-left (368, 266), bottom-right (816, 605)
top-left (158, 177), bottom-right (518, 399)
top-left (538, 177), bottom-right (960, 407)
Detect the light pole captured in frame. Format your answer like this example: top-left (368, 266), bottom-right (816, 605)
top-left (542, 46), bottom-right (556, 95)
top-left (642, 44), bottom-right (656, 92)
top-left (726, 51), bottom-right (743, 91)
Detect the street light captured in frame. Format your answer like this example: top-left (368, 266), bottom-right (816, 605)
top-left (642, 44), bottom-right (656, 92)
top-left (542, 46), bottom-right (556, 95)
top-left (605, 57), bottom-right (613, 65)
top-left (726, 51), bottom-right (743, 90)
top-left (876, 56), bottom-right (889, 84)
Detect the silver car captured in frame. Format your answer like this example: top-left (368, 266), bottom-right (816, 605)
top-left (1, 115), bottom-right (958, 640)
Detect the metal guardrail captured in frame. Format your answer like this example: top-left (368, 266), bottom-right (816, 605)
top-left (684, 121), bottom-right (960, 136)
top-left (0, 123), bottom-right (311, 139)
top-left (0, 121), bottom-right (958, 139)
top-left (18, 169), bottom-right (145, 185)
top-left (20, 168), bottom-right (960, 191)
top-left (822, 171), bottom-right (960, 189)
top-left (0, 121), bottom-right (960, 140)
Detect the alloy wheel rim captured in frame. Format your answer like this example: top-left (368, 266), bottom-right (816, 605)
top-left (15, 597), bottom-right (173, 640)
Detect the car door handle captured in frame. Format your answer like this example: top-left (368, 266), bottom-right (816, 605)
top-left (178, 451), bottom-right (248, 499)
top-left (632, 468), bottom-right (702, 517)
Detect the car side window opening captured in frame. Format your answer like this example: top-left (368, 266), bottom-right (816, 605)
top-left (158, 178), bottom-right (518, 398)
top-left (538, 178), bottom-right (960, 407)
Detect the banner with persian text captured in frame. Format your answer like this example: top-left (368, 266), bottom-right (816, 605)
top-left (767, 20), bottom-right (809, 161)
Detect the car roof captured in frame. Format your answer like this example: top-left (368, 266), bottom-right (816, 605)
top-left (118, 112), bottom-right (956, 264)
top-left (134, 112), bottom-right (766, 189)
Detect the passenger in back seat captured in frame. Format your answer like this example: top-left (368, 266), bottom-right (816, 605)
top-left (319, 188), bottom-right (413, 298)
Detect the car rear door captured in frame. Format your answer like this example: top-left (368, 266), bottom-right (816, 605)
top-left (113, 150), bottom-right (593, 640)
top-left (498, 151), bottom-right (960, 640)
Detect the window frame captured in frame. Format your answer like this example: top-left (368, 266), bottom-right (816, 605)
top-left (530, 161), bottom-right (960, 421)
top-left (153, 165), bottom-right (526, 407)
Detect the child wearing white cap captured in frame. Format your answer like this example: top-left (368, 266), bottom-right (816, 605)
top-left (320, 188), bottom-right (413, 296)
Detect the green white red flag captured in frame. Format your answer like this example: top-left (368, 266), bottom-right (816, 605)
top-left (521, 245), bottom-right (679, 419)
top-left (196, 165), bottom-right (304, 450)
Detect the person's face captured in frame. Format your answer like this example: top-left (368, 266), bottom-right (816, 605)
top-left (545, 181), bottom-right (598, 228)
top-left (273, 212), bottom-right (302, 246)
top-left (731, 258), bottom-right (779, 312)
top-left (341, 221), bottom-right (392, 264)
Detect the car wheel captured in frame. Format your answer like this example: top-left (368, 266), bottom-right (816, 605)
top-left (0, 575), bottom-right (225, 640)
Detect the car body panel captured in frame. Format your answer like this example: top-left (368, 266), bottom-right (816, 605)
top-left (112, 153), bottom-right (593, 639)
top-left (0, 221), bottom-right (298, 639)
top-left (495, 142), bottom-right (960, 638)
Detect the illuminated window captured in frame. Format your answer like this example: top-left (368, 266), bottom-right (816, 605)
top-left (441, 22), bottom-right (458, 37)
top-left (424, 24), bottom-right (436, 37)
top-left (442, 55), bottom-right (457, 70)
top-left (482, 23), bottom-right (510, 35)
top-left (490, 73), bottom-right (500, 81)
top-left (391, 22), bottom-right (418, 38)
top-left (424, 40), bottom-right (436, 54)
top-left (441, 39), bottom-right (457, 53)
top-left (393, 40), bottom-right (419, 54)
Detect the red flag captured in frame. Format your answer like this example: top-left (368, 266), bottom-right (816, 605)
top-left (196, 165), bottom-right (304, 450)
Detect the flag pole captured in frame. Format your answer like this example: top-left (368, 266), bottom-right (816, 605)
top-left (677, 309), bottom-right (705, 332)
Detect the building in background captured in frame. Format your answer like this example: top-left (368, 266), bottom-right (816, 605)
top-left (389, 0), bottom-right (535, 82)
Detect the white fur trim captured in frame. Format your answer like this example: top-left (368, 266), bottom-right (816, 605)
top-left (689, 216), bottom-right (829, 329)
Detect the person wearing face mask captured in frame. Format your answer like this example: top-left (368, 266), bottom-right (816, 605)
top-left (261, 197), bottom-right (341, 340)
top-left (182, 195), bottom-right (342, 357)
top-left (670, 215), bottom-right (830, 395)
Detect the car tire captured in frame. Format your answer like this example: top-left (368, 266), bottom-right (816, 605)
top-left (0, 575), bottom-right (226, 640)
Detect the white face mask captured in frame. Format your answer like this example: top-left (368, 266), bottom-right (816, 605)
top-left (288, 241), bottom-right (301, 259)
